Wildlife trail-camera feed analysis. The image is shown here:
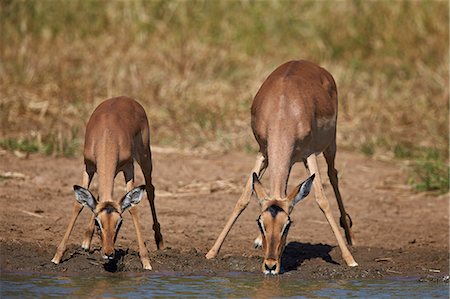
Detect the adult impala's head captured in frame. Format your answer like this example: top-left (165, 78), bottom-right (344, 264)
top-left (73, 185), bottom-right (145, 260)
top-left (252, 173), bottom-right (315, 275)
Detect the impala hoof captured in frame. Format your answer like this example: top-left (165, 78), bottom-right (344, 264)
top-left (51, 257), bottom-right (60, 265)
top-left (205, 250), bottom-right (216, 259)
top-left (81, 242), bottom-right (90, 251)
top-left (142, 260), bottom-right (152, 270)
top-left (156, 239), bottom-right (165, 250)
top-left (254, 236), bottom-right (263, 249)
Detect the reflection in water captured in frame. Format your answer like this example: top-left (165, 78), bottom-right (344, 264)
top-left (253, 276), bottom-right (282, 298)
top-left (1, 272), bottom-right (448, 298)
top-left (70, 276), bottom-right (119, 298)
top-left (253, 276), bottom-right (340, 299)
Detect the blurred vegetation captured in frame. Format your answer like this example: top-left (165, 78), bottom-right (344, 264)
top-left (0, 0), bottom-right (448, 192)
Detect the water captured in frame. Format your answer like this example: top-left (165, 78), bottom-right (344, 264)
top-left (1, 272), bottom-right (448, 298)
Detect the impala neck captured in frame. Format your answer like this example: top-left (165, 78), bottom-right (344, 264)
top-left (95, 130), bottom-right (119, 202)
top-left (267, 134), bottom-right (294, 199)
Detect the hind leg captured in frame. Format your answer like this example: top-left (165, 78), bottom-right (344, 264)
top-left (81, 165), bottom-right (96, 251)
top-left (136, 144), bottom-right (164, 250)
top-left (323, 141), bottom-right (355, 246)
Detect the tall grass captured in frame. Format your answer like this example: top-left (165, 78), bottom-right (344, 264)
top-left (0, 1), bottom-right (448, 191)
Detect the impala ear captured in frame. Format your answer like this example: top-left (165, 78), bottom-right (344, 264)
top-left (288, 174), bottom-right (315, 208)
top-left (74, 185), bottom-right (97, 212)
top-left (121, 185), bottom-right (145, 212)
top-left (252, 173), bottom-right (268, 206)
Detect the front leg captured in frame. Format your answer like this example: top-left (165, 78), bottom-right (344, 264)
top-left (81, 215), bottom-right (95, 251)
top-left (124, 165), bottom-right (152, 270)
top-left (206, 153), bottom-right (267, 259)
top-left (52, 202), bottom-right (84, 264)
top-left (254, 233), bottom-right (263, 249)
top-left (81, 167), bottom-right (96, 251)
top-left (129, 206), bottom-right (152, 270)
top-left (306, 154), bottom-right (357, 267)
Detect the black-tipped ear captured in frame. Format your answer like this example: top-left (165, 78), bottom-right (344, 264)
top-left (74, 185), bottom-right (97, 212)
top-left (121, 185), bottom-right (145, 213)
top-left (289, 174), bottom-right (315, 207)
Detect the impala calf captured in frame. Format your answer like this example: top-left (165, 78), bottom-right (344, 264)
top-left (51, 96), bottom-right (164, 270)
top-left (206, 60), bottom-right (357, 274)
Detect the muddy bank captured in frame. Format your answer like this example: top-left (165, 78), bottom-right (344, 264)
top-left (0, 240), bottom-right (448, 281)
top-left (0, 150), bottom-right (448, 280)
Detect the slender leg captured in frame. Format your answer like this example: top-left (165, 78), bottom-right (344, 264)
top-left (254, 160), bottom-right (268, 249)
top-left (51, 202), bottom-right (84, 264)
top-left (306, 154), bottom-right (357, 267)
top-left (128, 206), bottom-right (152, 270)
top-left (124, 164), bottom-right (152, 270)
top-left (52, 168), bottom-right (93, 264)
top-left (81, 167), bottom-right (95, 251)
top-left (81, 215), bottom-right (95, 251)
top-left (206, 152), bottom-right (267, 259)
top-left (323, 143), bottom-right (355, 246)
top-left (137, 148), bottom-right (164, 250)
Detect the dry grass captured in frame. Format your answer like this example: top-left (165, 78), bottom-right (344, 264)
top-left (1, 1), bottom-right (448, 191)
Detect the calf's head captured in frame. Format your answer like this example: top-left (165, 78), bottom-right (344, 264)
top-left (73, 185), bottom-right (145, 260)
top-left (252, 173), bottom-right (314, 275)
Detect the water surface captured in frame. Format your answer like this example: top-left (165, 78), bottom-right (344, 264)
top-left (1, 272), bottom-right (448, 298)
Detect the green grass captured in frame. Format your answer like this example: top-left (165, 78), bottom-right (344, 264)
top-left (0, 134), bottom-right (80, 157)
top-left (408, 148), bottom-right (449, 194)
top-left (0, 138), bottom-right (40, 154)
top-left (0, 0), bottom-right (448, 192)
top-left (411, 160), bottom-right (448, 193)
top-left (360, 142), bottom-right (375, 157)
top-left (393, 144), bottom-right (448, 193)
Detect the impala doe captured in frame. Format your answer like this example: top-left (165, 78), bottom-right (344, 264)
top-left (206, 60), bottom-right (357, 274)
top-left (51, 96), bottom-right (164, 270)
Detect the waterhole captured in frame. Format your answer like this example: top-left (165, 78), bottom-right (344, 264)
top-left (1, 272), bottom-right (448, 298)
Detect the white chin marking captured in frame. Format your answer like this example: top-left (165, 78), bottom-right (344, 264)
top-left (264, 270), bottom-right (278, 275)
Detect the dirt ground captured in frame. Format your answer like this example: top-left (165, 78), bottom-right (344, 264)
top-left (0, 148), bottom-right (448, 281)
